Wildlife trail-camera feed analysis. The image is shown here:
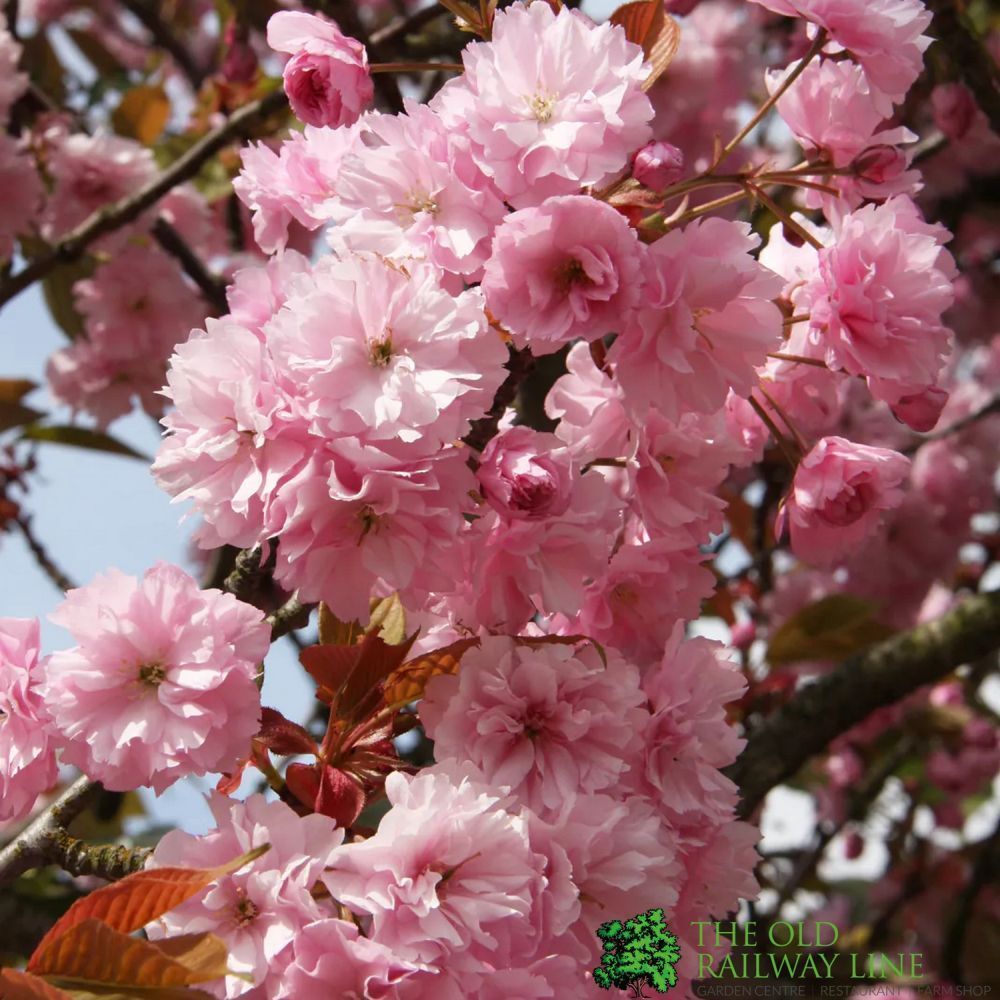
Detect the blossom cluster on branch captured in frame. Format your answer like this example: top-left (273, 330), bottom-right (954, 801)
top-left (1, 0), bottom-right (999, 995)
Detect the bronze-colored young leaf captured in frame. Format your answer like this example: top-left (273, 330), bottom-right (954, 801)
top-left (28, 845), bottom-right (269, 971)
top-left (112, 85), bottom-right (171, 145)
top-left (609, 0), bottom-right (680, 90)
top-left (20, 425), bottom-right (149, 461)
top-left (31, 921), bottom-right (229, 987)
top-left (0, 969), bottom-right (72, 1000)
top-left (317, 602), bottom-right (361, 646)
top-left (767, 594), bottom-right (895, 666)
top-left (0, 378), bottom-right (38, 404)
top-left (0, 400), bottom-right (44, 433)
top-left (368, 593), bottom-right (407, 645)
top-left (383, 636), bottom-right (481, 706)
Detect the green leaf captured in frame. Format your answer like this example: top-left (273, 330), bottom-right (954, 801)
top-left (767, 594), bottom-right (895, 666)
top-left (20, 236), bottom-right (96, 342)
top-left (21, 425), bottom-right (150, 462)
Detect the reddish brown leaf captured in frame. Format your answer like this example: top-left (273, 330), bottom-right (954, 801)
top-left (317, 602), bottom-right (361, 646)
top-left (31, 921), bottom-right (229, 987)
top-left (315, 764), bottom-right (366, 827)
top-left (258, 707), bottom-right (319, 757)
top-left (28, 845), bottom-right (268, 971)
top-left (0, 969), bottom-right (72, 1000)
top-left (609, 0), bottom-right (680, 90)
top-left (383, 636), bottom-right (480, 706)
top-left (302, 630), bottom-right (417, 725)
top-left (285, 762), bottom-right (321, 814)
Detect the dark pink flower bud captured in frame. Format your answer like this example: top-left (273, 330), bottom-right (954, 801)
top-left (729, 619), bottom-right (756, 650)
top-left (843, 831), bottom-right (864, 860)
top-left (932, 83), bottom-right (978, 142)
top-left (267, 11), bottom-right (373, 129)
top-left (221, 19), bottom-right (258, 85)
top-left (477, 426), bottom-right (574, 521)
top-left (853, 145), bottom-right (907, 184)
top-left (632, 141), bottom-right (684, 191)
top-left (890, 386), bottom-right (949, 432)
top-left (664, 0), bottom-right (702, 13)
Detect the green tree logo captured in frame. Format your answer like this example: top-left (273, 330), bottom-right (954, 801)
top-left (592, 907), bottom-right (681, 997)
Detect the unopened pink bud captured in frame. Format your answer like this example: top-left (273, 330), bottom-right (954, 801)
top-left (632, 141), bottom-right (684, 191)
top-left (729, 620), bottom-right (756, 650)
top-left (890, 386), bottom-right (949, 432)
top-left (853, 145), bottom-right (906, 184)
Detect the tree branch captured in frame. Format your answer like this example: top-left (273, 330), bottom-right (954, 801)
top-left (13, 515), bottom-right (77, 593)
top-left (0, 88), bottom-right (289, 309)
top-left (463, 346), bottom-right (535, 454)
top-left (118, 0), bottom-right (207, 89)
top-left (904, 393), bottom-right (1000, 455)
top-left (151, 218), bottom-right (228, 316)
top-left (0, 778), bottom-right (150, 887)
top-left (727, 589), bottom-right (1000, 818)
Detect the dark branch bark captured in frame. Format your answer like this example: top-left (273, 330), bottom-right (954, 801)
top-left (118, 0), bottom-right (207, 89)
top-left (0, 88), bottom-right (288, 309)
top-left (727, 589), bottom-right (1000, 818)
top-left (0, 778), bottom-right (150, 887)
top-left (463, 346), bottom-right (535, 454)
top-left (927, 0), bottom-right (1000, 137)
top-left (13, 515), bottom-right (77, 593)
top-left (151, 218), bottom-right (228, 316)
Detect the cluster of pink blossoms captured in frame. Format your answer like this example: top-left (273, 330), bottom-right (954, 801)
top-left (0, 563), bottom-right (269, 812)
top-left (6, 0), bottom-right (997, 992)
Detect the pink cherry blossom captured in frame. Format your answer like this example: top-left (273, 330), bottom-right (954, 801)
top-left (323, 766), bottom-right (555, 974)
top-left (0, 618), bottom-right (59, 822)
top-left (266, 254), bottom-right (505, 448)
top-left (41, 563), bottom-right (269, 793)
top-left (153, 314), bottom-right (309, 550)
top-left (0, 17), bottom-right (27, 123)
top-left (270, 449), bottom-right (475, 623)
top-left (276, 919), bottom-right (421, 999)
top-left (610, 217), bottom-right (783, 420)
top-left (631, 627), bottom-right (747, 832)
top-left (466, 469), bottom-right (625, 629)
top-left (0, 134), bottom-right (43, 262)
top-left (481, 195), bottom-right (645, 351)
top-left (780, 436), bottom-right (911, 567)
top-left (267, 11), bottom-right (372, 129)
top-left (420, 636), bottom-right (647, 817)
top-left (770, 59), bottom-right (914, 168)
top-left (42, 129), bottom-right (156, 240)
top-left (476, 426), bottom-right (574, 522)
top-left (748, 0), bottom-right (932, 112)
top-left (149, 792), bottom-right (343, 997)
top-left (234, 124), bottom-right (361, 254)
top-left (325, 102), bottom-right (507, 278)
top-left (432, 1), bottom-right (653, 208)
top-left (529, 793), bottom-right (681, 936)
top-left (575, 539), bottom-right (716, 669)
top-left (804, 197), bottom-right (957, 406)
top-left (545, 341), bottom-right (632, 464)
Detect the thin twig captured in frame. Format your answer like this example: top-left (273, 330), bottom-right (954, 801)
top-left (0, 88), bottom-right (289, 309)
top-left (944, 814), bottom-right (1000, 985)
top-left (151, 218), bottom-right (228, 316)
top-left (903, 394), bottom-right (1000, 455)
top-left (369, 4), bottom-right (448, 47)
top-left (13, 515), bottom-right (77, 593)
top-left (713, 31), bottom-right (827, 165)
top-left (118, 0), bottom-right (206, 89)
